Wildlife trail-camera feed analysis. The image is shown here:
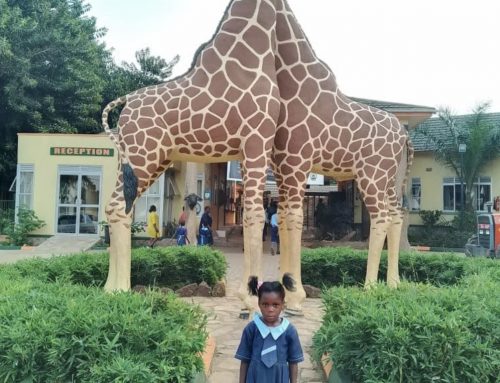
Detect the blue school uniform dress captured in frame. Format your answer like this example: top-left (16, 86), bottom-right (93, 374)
top-left (175, 226), bottom-right (187, 246)
top-left (235, 313), bottom-right (304, 383)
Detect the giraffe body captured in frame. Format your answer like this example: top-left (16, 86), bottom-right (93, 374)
top-left (271, 0), bottom-right (413, 310)
top-left (102, 0), bottom-right (280, 309)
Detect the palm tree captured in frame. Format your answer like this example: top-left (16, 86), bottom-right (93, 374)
top-left (416, 102), bottom-right (500, 211)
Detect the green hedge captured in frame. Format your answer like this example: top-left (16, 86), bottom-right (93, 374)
top-left (0, 277), bottom-right (207, 382)
top-left (314, 272), bottom-right (500, 382)
top-left (2, 245), bottom-right (227, 289)
top-left (301, 247), bottom-right (496, 287)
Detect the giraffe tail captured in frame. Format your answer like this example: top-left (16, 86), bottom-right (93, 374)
top-left (101, 95), bottom-right (127, 162)
top-left (101, 96), bottom-right (138, 214)
top-left (401, 136), bottom-right (415, 199)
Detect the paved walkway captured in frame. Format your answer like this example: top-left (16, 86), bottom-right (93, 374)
top-left (185, 245), bottom-right (326, 383)
top-left (0, 235), bottom-right (98, 264)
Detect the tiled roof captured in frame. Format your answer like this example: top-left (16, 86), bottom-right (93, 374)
top-left (410, 113), bottom-right (500, 152)
top-left (350, 97), bottom-right (436, 113)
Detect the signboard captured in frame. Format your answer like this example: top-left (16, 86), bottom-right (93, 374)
top-left (227, 161), bottom-right (324, 186)
top-left (50, 147), bottom-right (114, 157)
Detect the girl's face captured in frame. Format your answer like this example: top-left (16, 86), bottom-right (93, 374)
top-left (258, 291), bottom-right (284, 326)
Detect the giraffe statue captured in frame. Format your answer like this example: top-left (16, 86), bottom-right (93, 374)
top-left (270, 0), bottom-right (414, 312)
top-left (101, 0), bottom-right (281, 310)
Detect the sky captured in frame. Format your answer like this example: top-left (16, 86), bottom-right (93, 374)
top-left (87, 0), bottom-right (500, 115)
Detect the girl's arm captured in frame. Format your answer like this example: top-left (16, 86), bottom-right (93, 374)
top-left (239, 361), bottom-right (249, 383)
top-left (289, 363), bottom-right (298, 383)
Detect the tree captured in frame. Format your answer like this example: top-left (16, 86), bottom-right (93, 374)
top-left (0, 0), bottom-right (109, 194)
top-left (416, 102), bottom-right (500, 211)
top-left (102, 48), bottom-right (179, 105)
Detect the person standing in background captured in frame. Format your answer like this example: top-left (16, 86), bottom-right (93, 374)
top-left (147, 205), bottom-right (160, 248)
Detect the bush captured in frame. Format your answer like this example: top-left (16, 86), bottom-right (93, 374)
top-left (313, 273), bottom-right (500, 382)
top-left (408, 225), bottom-right (471, 248)
top-left (3, 246), bottom-right (227, 289)
top-left (419, 209), bottom-right (443, 226)
top-left (0, 208), bottom-right (15, 235)
top-left (3, 208), bottom-right (45, 245)
top-left (0, 277), bottom-right (207, 382)
top-left (301, 247), bottom-right (498, 288)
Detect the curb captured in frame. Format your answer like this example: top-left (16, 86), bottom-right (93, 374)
top-left (202, 335), bottom-right (216, 376)
top-left (320, 353), bottom-right (333, 381)
top-left (191, 335), bottom-right (216, 383)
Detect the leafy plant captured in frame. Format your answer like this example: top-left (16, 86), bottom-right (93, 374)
top-left (4, 208), bottom-right (45, 245)
top-left (314, 273), bottom-right (500, 382)
top-left (0, 208), bottom-right (14, 235)
top-left (0, 278), bottom-right (207, 382)
top-left (418, 209), bottom-right (443, 227)
top-left (301, 247), bottom-right (498, 288)
top-left (3, 246), bottom-right (227, 289)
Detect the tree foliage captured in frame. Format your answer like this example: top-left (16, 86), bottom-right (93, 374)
top-left (0, 0), bottom-right (178, 196)
top-left (417, 103), bottom-right (500, 211)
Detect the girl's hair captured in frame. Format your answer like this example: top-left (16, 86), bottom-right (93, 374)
top-left (248, 273), bottom-right (296, 301)
top-left (149, 205), bottom-right (157, 212)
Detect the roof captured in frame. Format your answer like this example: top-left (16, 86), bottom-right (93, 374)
top-left (349, 97), bottom-right (436, 114)
top-left (410, 112), bottom-right (500, 151)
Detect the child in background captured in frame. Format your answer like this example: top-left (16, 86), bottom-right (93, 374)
top-left (146, 205), bottom-right (160, 248)
top-left (175, 220), bottom-right (190, 246)
top-left (270, 211), bottom-right (279, 256)
top-left (236, 274), bottom-right (303, 383)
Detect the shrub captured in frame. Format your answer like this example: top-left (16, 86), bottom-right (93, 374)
top-left (408, 225), bottom-right (471, 248)
top-left (301, 247), bottom-right (498, 288)
top-left (0, 277), bottom-right (207, 382)
top-left (2, 246), bottom-right (227, 289)
top-left (314, 274), bottom-right (500, 382)
top-left (0, 208), bottom-right (15, 235)
top-left (419, 209), bottom-right (443, 227)
top-left (3, 208), bottom-right (45, 245)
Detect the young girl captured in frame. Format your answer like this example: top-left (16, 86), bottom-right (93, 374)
top-left (175, 221), bottom-right (190, 246)
top-left (146, 205), bottom-right (160, 248)
top-left (235, 274), bottom-right (304, 383)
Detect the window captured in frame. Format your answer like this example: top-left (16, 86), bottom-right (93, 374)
top-left (475, 177), bottom-right (491, 211)
top-left (134, 177), bottom-right (162, 225)
top-left (410, 177), bottom-right (421, 211)
top-left (15, 164), bottom-right (34, 212)
top-left (442, 177), bottom-right (491, 212)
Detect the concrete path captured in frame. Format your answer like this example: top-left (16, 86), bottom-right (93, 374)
top-left (0, 235), bottom-right (98, 264)
top-left (184, 245), bottom-right (326, 383)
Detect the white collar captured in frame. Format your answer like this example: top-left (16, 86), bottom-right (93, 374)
top-left (253, 313), bottom-right (289, 340)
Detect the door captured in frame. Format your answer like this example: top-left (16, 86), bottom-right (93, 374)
top-left (57, 167), bottom-right (101, 235)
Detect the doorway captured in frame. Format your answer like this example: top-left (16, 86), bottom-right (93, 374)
top-left (56, 166), bottom-right (101, 235)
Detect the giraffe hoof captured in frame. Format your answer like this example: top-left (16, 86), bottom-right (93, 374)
top-left (284, 308), bottom-right (304, 317)
top-left (239, 309), bottom-right (250, 320)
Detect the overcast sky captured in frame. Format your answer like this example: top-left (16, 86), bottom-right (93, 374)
top-left (87, 0), bottom-right (500, 115)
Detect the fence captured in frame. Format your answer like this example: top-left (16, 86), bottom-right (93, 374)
top-left (0, 200), bottom-right (14, 212)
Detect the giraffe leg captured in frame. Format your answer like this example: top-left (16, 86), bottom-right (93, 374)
top-left (236, 162), bottom-right (267, 313)
top-left (104, 188), bottom-right (133, 292)
top-left (365, 212), bottom-right (391, 288)
top-left (278, 181), bottom-right (307, 314)
top-left (386, 186), bottom-right (403, 288)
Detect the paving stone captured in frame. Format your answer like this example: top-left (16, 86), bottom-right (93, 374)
top-left (176, 283), bottom-right (198, 297)
top-left (197, 281), bottom-right (212, 297)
